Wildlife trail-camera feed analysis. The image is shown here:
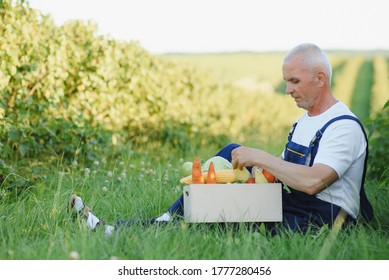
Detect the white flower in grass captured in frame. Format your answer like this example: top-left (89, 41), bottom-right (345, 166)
top-left (0, 189), bottom-right (6, 197)
top-left (93, 160), bottom-right (100, 166)
top-left (92, 170), bottom-right (97, 175)
top-left (69, 251), bottom-right (80, 260)
top-left (129, 164), bottom-right (135, 169)
top-left (84, 168), bottom-right (90, 176)
top-left (71, 160), bottom-right (78, 167)
top-left (101, 158), bottom-right (107, 164)
top-left (119, 161), bottom-right (125, 166)
top-left (167, 163), bottom-right (172, 168)
top-left (102, 186), bottom-right (108, 192)
top-left (107, 171), bottom-right (113, 177)
top-left (121, 172), bottom-right (126, 179)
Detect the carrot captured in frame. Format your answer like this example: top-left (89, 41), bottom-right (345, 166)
top-left (191, 157), bottom-right (204, 184)
top-left (262, 170), bottom-right (276, 183)
top-left (205, 162), bottom-right (217, 184)
top-left (245, 177), bottom-right (255, 183)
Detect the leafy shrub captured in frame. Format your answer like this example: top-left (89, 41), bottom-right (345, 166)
top-left (0, 0), bottom-right (234, 159)
top-left (367, 99), bottom-right (389, 180)
top-left (1, 116), bottom-right (117, 161)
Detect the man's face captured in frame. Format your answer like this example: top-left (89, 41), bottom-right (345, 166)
top-left (282, 55), bottom-right (319, 111)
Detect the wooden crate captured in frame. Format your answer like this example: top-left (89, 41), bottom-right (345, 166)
top-left (183, 183), bottom-right (282, 223)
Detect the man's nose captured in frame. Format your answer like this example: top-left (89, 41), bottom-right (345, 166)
top-left (285, 83), bottom-right (294, 94)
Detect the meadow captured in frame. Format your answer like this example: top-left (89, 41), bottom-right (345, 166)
top-left (1, 144), bottom-right (389, 260)
top-left (1, 0), bottom-right (389, 260)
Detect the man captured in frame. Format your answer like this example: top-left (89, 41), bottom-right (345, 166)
top-left (70, 43), bottom-right (373, 235)
top-left (230, 43), bottom-right (373, 232)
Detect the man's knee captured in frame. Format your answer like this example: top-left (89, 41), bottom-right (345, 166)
top-left (214, 143), bottom-right (241, 161)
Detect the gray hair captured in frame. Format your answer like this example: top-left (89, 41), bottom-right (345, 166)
top-left (284, 43), bottom-right (332, 85)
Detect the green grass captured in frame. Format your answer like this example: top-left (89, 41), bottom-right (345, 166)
top-left (1, 148), bottom-right (388, 260)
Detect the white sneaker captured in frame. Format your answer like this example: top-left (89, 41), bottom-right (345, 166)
top-left (104, 225), bottom-right (116, 237)
top-left (155, 212), bottom-right (172, 222)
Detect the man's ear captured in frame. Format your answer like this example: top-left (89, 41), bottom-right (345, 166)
top-left (316, 72), bottom-right (327, 87)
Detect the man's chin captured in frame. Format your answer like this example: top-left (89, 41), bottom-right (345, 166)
top-left (295, 102), bottom-right (307, 110)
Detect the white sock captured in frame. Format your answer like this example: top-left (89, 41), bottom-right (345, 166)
top-left (86, 211), bottom-right (100, 230)
top-left (74, 197), bottom-right (85, 212)
top-left (155, 212), bottom-right (171, 222)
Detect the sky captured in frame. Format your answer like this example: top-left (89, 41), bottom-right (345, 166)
top-left (29, 0), bottom-right (389, 54)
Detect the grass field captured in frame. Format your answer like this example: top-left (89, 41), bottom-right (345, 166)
top-left (0, 149), bottom-right (389, 260)
top-left (1, 143), bottom-right (388, 260)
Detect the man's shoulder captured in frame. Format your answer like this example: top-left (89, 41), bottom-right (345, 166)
top-left (323, 102), bottom-right (363, 133)
top-left (327, 101), bottom-right (356, 118)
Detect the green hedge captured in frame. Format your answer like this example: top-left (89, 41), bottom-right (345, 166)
top-left (367, 100), bottom-right (389, 180)
top-left (1, 0), bottom-right (236, 162)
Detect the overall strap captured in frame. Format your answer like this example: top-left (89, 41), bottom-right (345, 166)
top-left (309, 115), bottom-right (374, 221)
top-left (309, 115), bottom-right (361, 164)
top-left (288, 122), bottom-right (298, 142)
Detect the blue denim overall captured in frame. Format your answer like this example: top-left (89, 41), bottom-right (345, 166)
top-left (279, 114), bottom-right (373, 232)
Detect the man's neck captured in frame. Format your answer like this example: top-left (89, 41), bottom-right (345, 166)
top-left (308, 94), bottom-right (338, 117)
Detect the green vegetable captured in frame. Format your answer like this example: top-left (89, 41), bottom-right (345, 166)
top-left (182, 161), bottom-right (193, 177)
top-left (201, 156), bottom-right (233, 172)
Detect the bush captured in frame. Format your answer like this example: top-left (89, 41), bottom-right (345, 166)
top-left (0, 0), bottom-right (234, 159)
top-left (367, 99), bottom-right (389, 180)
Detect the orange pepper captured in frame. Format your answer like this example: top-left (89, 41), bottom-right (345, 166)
top-left (245, 177), bottom-right (255, 183)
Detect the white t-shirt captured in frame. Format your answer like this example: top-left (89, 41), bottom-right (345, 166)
top-left (284, 101), bottom-right (366, 218)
